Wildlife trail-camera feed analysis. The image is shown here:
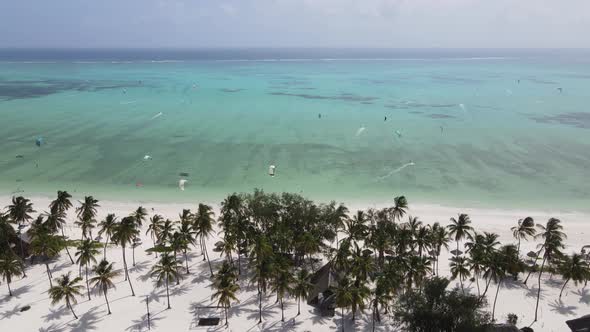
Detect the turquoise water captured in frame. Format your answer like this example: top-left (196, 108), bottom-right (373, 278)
top-left (1, 50), bottom-right (590, 209)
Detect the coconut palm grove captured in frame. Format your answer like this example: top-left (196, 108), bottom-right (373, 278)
top-left (1, 190), bottom-right (589, 331)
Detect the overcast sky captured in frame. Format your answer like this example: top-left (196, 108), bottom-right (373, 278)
top-left (1, 0), bottom-right (589, 48)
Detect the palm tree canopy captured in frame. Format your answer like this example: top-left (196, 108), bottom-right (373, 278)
top-left (48, 272), bottom-right (84, 306)
top-left (75, 239), bottom-right (100, 266)
top-left (151, 253), bottom-right (182, 287)
top-left (448, 214), bottom-right (473, 242)
top-left (0, 254), bottom-right (23, 283)
top-left (112, 217), bottom-right (139, 248)
top-left (90, 259), bottom-right (120, 293)
top-left (49, 191), bottom-right (73, 213)
top-left (8, 196), bottom-right (36, 224)
top-left (76, 196), bottom-right (100, 221)
top-left (98, 214), bottom-right (118, 238)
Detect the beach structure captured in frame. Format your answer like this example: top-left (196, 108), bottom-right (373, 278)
top-left (566, 315), bottom-right (590, 332)
top-left (307, 262), bottom-right (338, 316)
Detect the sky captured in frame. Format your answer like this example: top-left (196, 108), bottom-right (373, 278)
top-left (0, 0), bottom-right (589, 48)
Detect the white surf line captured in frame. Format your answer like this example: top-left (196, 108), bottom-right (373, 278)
top-left (355, 126), bottom-right (366, 136)
top-left (377, 161), bottom-right (415, 180)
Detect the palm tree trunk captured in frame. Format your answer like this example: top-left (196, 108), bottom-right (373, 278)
top-left (61, 227), bottom-right (75, 264)
top-left (280, 297), bottom-right (284, 322)
top-left (482, 275), bottom-right (493, 298)
top-left (534, 256), bottom-right (547, 322)
top-left (45, 262), bottom-right (53, 287)
top-left (524, 247), bottom-right (543, 285)
top-left (258, 285), bottom-right (262, 324)
top-left (297, 297), bottom-right (301, 316)
top-left (201, 236), bottom-right (206, 261)
top-left (204, 241), bottom-right (213, 277)
top-left (132, 245), bottom-right (136, 267)
top-left (492, 279), bottom-right (502, 321)
top-left (475, 273), bottom-right (481, 296)
top-left (122, 246), bottom-right (135, 296)
top-left (67, 299), bottom-right (78, 319)
top-left (85, 265), bottom-right (91, 300)
top-left (104, 289), bottom-right (111, 314)
top-left (166, 278), bottom-right (171, 309)
top-left (560, 277), bottom-right (570, 299)
top-left (225, 306), bottom-right (228, 326)
top-left (7, 281), bottom-right (12, 296)
top-left (341, 307), bottom-right (345, 332)
top-left (184, 249), bottom-right (189, 274)
top-left (103, 234), bottom-right (109, 260)
top-left (460, 276), bottom-right (465, 295)
top-left (456, 241), bottom-right (459, 256)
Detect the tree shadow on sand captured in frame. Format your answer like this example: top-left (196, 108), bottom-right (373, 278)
top-left (544, 277), bottom-right (564, 288)
top-left (68, 308), bottom-right (102, 332)
top-left (125, 312), bottom-right (164, 332)
top-left (574, 288), bottom-right (590, 304)
top-left (548, 299), bottom-right (577, 316)
top-left (524, 286), bottom-right (546, 300)
top-left (42, 306), bottom-right (70, 322)
top-left (0, 284), bottom-right (32, 304)
top-left (129, 260), bottom-right (150, 275)
top-left (0, 304), bottom-right (23, 320)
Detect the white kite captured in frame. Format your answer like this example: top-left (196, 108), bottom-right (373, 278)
top-left (143, 155), bottom-right (152, 161)
top-left (178, 179), bottom-right (188, 191)
top-left (355, 126), bottom-right (366, 137)
top-left (151, 112), bottom-right (163, 120)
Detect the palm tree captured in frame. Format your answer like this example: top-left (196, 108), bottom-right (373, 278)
top-left (150, 253), bottom-right (183, 309)
top-left (484, 251), bottom-right (506, 321)
top-left (194, 204), bottom-right (216, 276)
top-left (271, 260), bottom-right (294, 322)
top-left (447, 214), bottom-right (473, 256)
top-left (531, 218), bottom-right (566, 323)
top-left (49, 191), bottom-right (75, 264)
top-left (8, 196), bottom-right (35, 260)
top-left (157, 219), bottom-right (174, 246)
top-left (49, 190), bottom-right (73, 213)
top-left (146, 214), bottom-right (163, 254)
top-left (130, 206), bottom-right (148, 266)
top-left (291, 268), bottom-right (313, 316)
top-left (98, 214), bottom-right (118, 260)
top-left (430, 222), bottom-right (450, 275)
top-left (350, 280), bottom-right (370, 321)
top-left (249, 235), bottom-right (274, 324)
top-left (112, 216), bottom-right (139, 296)
top-left (90, 259), bottom-right (120, 314)
top-left (449, 256), bottom-right (471, 294)
top-left (371, 274), bottom-right (397, 330)
top-left (0, 213), bottom-right (17, 256)
top-left (0, 254), bottom-right (23, 296)
top-left (177, 218), bottom-right (195, 274)
top-left (76, 196), bottom-right (99, 240)
top-left (48, 272), bottom-right (84, 319)
top-left (325, 202), bottom-right (349, 250)
top-left (334, 277), bottom-right (353, 332)
top-left (8, 196), bottom-right (35, 226)
top-left (389, 195), bottom-right (408, 222)
top-left (29, 230), bottom-right (64, 287)
top-left (75, 239), bottom-right (100, 300)
top-left (414, 225), bottom-right (430, 259)
top-left (511, 217), bottom-right (535, 259)
top-left (558, 252), bottom-right (589, 299)
top-left (211, 261), bottom-right (240, 327)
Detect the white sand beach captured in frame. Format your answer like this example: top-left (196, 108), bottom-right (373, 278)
top-left (1, 195), bottom-right (589, 332)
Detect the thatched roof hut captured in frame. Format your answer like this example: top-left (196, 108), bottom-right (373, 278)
top-left (566, 314), bottom-right (590, 332)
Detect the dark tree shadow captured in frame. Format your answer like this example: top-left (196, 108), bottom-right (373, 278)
top-left (43, 306), bottom-right (70, 322)
top-left (503, 278), bottom-right (527, 290)
top-left (129, 260), bottom-right (150, 275)
top-left (0, 304), bottom-right (22, 320)
top-left (38, 322), bottom-right (67, 332)
top-left (69, 308), bottom-right (101, 332)
top-left (544, 277), bottom-right (563, 288)
top-left (574, 288), bottom-right (590, 304)
top-left (169, 283), bottom-right (190, 297)
top-left (548, 299), bottom-right (577, 316)
top-left (125, 313), bottom-right (164, 332)
top-left (524, 286), bottom-right (545, 300)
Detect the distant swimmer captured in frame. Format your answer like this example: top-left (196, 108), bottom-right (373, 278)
top-left (150, 112), bottom-right (163, 120)
top-left (318, 113), bottom-right (322, 119)
top-left (178, 179), bottom-right (188, 191)
top-left (123, 89), bottom-right (127, 94)
top-left (384, 116), bottom-right (387, 122)
top-left (269, 165), bottom-right (276, 177)
top-left (557, 87), bottom-right (563, 93)
top-left (440, 126), bottom-right (444, 134)
top-left (143, 155), bottom-right (152, 161)
top-left (356, 126), bottom-right (366, 136)
top-left (517, 79), bottom-right (520, 84)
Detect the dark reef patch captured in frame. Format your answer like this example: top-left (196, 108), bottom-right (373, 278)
top-left (529, 112), bottom-right (590, 129)
top-left (427, 113), bottom-right (456, 119)
top-left (269, 91), bottom-right (378, 102)
top-left (220, 88), bottom-right (243, 93)
top-left (0, 79), bottom-right (143, 100)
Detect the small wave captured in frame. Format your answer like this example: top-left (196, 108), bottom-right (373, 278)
top-left (377, 162), bottom-right (415, 180)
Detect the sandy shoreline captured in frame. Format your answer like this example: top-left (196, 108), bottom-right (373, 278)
top-left (1, 194), bottom-right (589, 331)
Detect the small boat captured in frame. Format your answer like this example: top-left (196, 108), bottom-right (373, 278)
top-left (268, 165), bottom-right (276, 177)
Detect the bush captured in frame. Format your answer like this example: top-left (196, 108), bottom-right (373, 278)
top-left (507, 313), bottom-right (518, 325)
top-left (393, 277), bottom-right (491, 332)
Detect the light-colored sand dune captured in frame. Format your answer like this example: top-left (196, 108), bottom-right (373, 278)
top-left (1, 195), bottom-right (589, 332)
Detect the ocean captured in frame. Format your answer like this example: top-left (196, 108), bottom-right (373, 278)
top-left (1, 49), bottom-right (589, 209)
